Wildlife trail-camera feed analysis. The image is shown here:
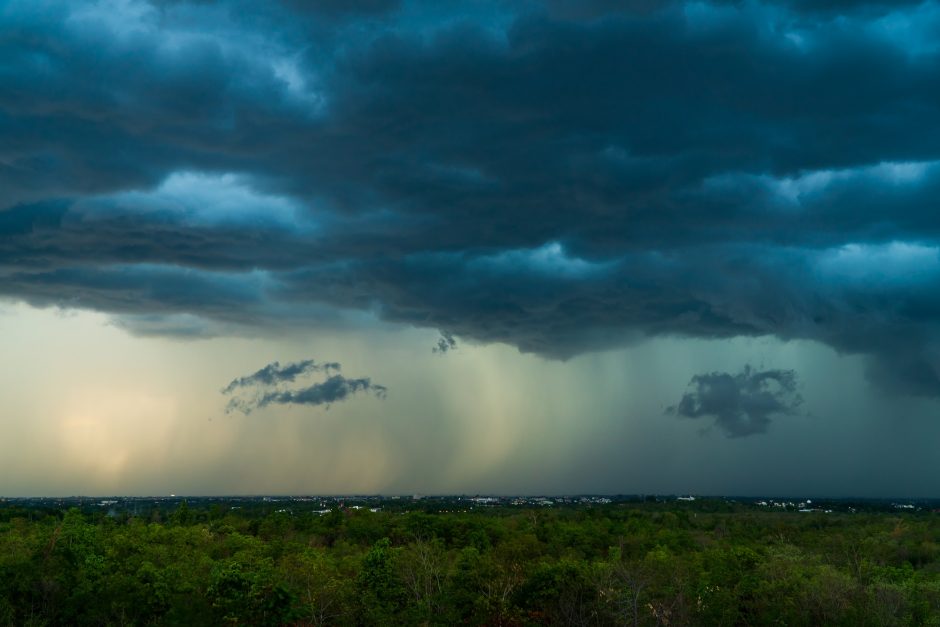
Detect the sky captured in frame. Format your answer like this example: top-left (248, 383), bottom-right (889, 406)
top-left (2, 0), bottom-right (940, 497)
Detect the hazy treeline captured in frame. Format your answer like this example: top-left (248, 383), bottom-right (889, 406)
top-left (2, 501), bottom-right (940, 625)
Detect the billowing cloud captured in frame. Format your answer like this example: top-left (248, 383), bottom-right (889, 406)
top-left (668, 366), bottom-right (803, 438)
top-left (223, 358), bottom-right (385, 415)
top-left (4, 0), bottom-right (940, 396)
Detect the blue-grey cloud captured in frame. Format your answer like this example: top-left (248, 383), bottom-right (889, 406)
top-left (3, 0), bottom-right (940, 397)
top-left (226, 375), bottom-right (387, 415)
top-left (248, 375), bottom-right (387, 413)
top-left (668, 366), bottom-right (803, 438)
top-left (432, 332), bottom-right (457, 354)
top-left (222, 359), bottom-right (340, 394)
top-left (222, 358), bottom-right (384, 414)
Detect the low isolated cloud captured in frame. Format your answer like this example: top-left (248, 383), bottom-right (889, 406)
top-left (222, 358), bottom-right (385, 415)
top-left (432, 332), bottom-right (457, 354)
top-left (222, 359), bottom-right (340, 394)
top-left (668, 366), bottom-right (803, 438)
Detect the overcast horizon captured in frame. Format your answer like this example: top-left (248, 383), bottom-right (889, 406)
top-left (4, 0), bottom-right (940, 499)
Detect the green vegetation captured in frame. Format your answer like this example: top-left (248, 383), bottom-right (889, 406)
top-left (2, 498), bottom-right (940, 625)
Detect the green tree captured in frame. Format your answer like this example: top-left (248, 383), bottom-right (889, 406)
top-left (356, 538), bottom-right (408, 624)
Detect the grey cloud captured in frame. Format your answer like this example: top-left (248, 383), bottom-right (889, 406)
top-left (253, 375), bottom-right (386, 411)
top-left (4, 1), bottom-right (940, 397)
top-left (222, 358), bottom-right (384, 414)
top-left (668, 366), bottom-right (803, 438)
top-left (222, 359), bottom-right (340, 394)
top-left (432, 332), bottom-right (457, 354)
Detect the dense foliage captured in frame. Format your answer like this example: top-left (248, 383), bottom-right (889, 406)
top-left (2, 500), bottom-right (940, 625)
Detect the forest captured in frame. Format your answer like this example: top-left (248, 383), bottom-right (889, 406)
top-left (2, 497), bottom-right (940, 625)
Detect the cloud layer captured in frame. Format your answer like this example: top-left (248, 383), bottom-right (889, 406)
top-left (3, 0), bottom-right (940, 394)
top-left (669, 366), bottom-right (803, 438)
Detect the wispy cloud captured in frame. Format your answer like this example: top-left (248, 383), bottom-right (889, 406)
top-left (222, 358), bottom-right (385, 415)
top-left (222, 359), bottom-right (340, 394)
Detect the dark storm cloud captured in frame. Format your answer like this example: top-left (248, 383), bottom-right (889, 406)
top-left (277, 0), bottom-right (401, 17)
top-left (0, 199), bottom-right (313, 272)
top-left (548, 0), bottom-right (925, 18)
top-left (223, 359), bottom-right (385, 414)
top-left (668, 366), bottom-right (803, 438)
top-left (775, 0), bottom-right (923, 15)
top-left (4, 0), bottom-right (940, 395)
